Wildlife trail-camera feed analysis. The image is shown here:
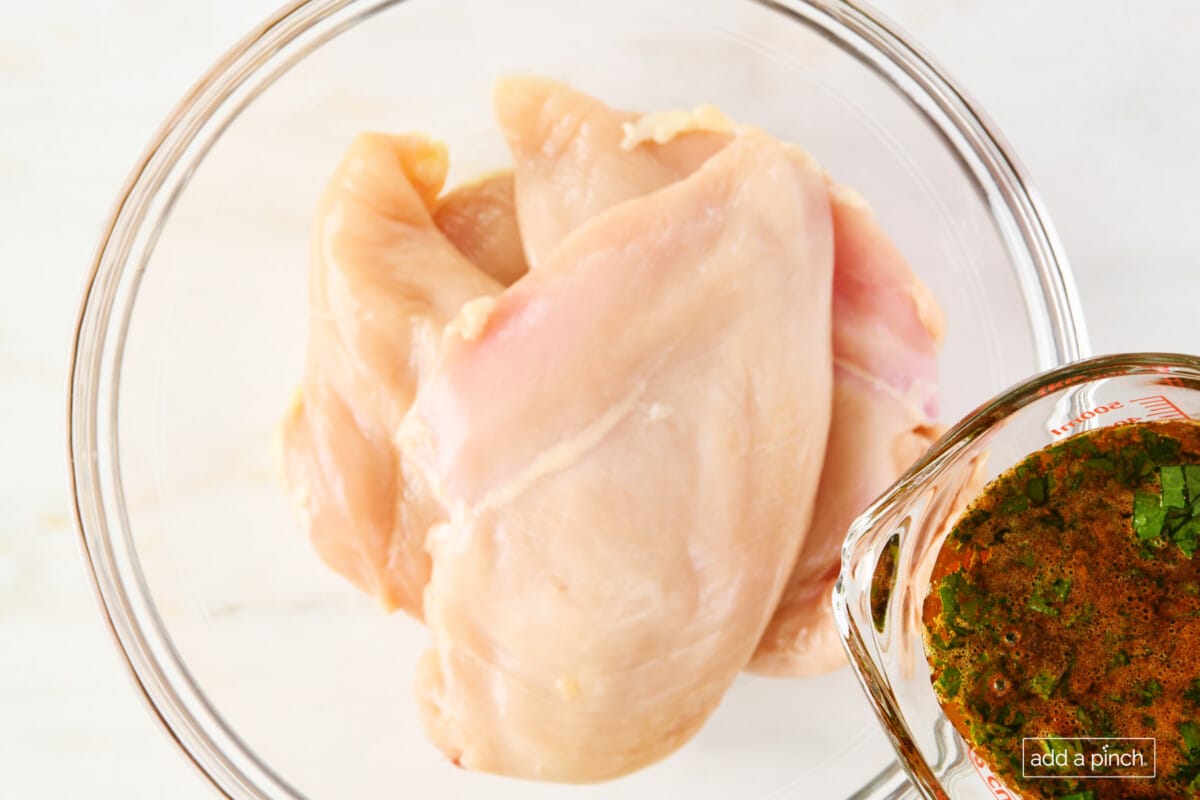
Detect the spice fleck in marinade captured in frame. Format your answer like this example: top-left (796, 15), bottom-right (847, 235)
top-left (924, 420), bottom-right (1200, 798)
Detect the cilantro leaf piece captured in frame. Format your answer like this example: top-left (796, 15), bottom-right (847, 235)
top-left (1027, 668), bottom-right (1063, 700)
top-left (1163, 465), bottom-right (1187, 508)
top-left (1184, 679), bottom-right (1200, 707)
top-left (1146, 431), bottom-right (1182, 463)
top-left (1186, 464), bottom-right (1200, 503)
top-left (1134, 490), bottom-right (1167, 540)
top-left (1181, 720), bottom-right (1200, 755)
top-left (1028, 592), bottom-right (1060, 616)
top-left (935, 665), bottom-right (961, 698)
top-left (1177, 518), bottom-right (1200, 558)
top-left (1025, 475), bottom-right (1049, 505)
top-left (1134, 678), bottom-right (1162, 706)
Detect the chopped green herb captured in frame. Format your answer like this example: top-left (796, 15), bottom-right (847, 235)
top-left (1026, 669), bottom-right (1061, 700)
top-left (1000, 494), bottom-right (1030, 514)
top-left (870, 534), bottom-right (900, 633)
top-left (1177, 518), bottom-right (1200, 558)
top-left (938, 578), bottom-right (960, 618)
top-left (1025, 475), bottom-right (1050, 505)
top-left (1164, 465), bottom-right (1188, 508)
top-left (1064, 602), bottom-right (1095, 628)
top-left (1186, 465), bottom-right (1200, 502)
top-left (1125, 447), bottom-right (1156, 480)
top-left (1086, 705), bottom-right (1118, 738)
top-left (1134, 678), bottom-right (1162, 706)
top-left (1134, 490), bottom-right (1167, 540)
top-left (1067, 436), bottom-right (1099, 457)
top-left (936, 665), bottom-right (961, 698)
top-left (927, 632), bottom-right (962, 651)
top-left (1038, 736), bottom-right (1071, 759)
top-left (1027, 591), bottom-right (1059, 616)
top-left (1146, 431), bottom-right (1183, 463)
top-left (1182, 720), bottom-right (1200, 755)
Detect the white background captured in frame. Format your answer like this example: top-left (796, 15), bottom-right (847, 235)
top-left (3, 0), bottom-right (1198, 797)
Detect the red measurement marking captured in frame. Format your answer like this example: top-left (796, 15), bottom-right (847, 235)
top-left (970, 749), bottom-right (1016, 799)
top-left (1051, 397), bottom-right (1192, 437)
top-left (1131, 395), bottom-right (1190, 421)
top-left (1050, 401), bottom-right (1127, 437)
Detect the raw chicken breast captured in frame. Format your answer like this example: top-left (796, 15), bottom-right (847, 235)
top-left (494, 77), bottom-right (945, 677)
top-left (748, 183), bottom-right (944, 676)
top-left (494, 76), bottom-right (727, 267)
top-left (280, 133), bottom-right (501, 615)
top-left (433, 170), bottom-right (528, 286)
top-left (404, 130), bottom-right (834, 781)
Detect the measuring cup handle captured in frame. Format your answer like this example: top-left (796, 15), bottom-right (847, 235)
top-left (846, 760), bottom-right (926, 800)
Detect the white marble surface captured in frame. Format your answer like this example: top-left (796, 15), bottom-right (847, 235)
top-left (4, 0), bottom-right (1200, 797)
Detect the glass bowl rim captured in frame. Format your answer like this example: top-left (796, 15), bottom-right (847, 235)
top-left (67, 0), bottom-right (1090, 798)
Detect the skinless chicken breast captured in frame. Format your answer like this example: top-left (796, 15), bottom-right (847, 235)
top-left (492, 76), bottom-right (946, 677)
top-left (493, 76), bottom-right (728, 267)
top-left (432, 170), bottom-right (529, 287)
top-left (405, 130), bottom-right (833, 781)
top-left (280, 133), bottom-right (501, 616)
top-left (279, 75), bottom-right (945, 782)
top-left (747, 183), bottom-right (945, 676)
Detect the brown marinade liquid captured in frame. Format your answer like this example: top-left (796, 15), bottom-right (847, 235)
top-left (924, 420), bottom-right (1200, 799)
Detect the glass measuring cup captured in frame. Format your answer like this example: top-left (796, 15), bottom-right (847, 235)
top-left (834, 353), bottom-right (1200, 800)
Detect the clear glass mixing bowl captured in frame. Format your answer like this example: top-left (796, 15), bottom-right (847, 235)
top-left (68, 0), bottom-right (1087, 797)
top-left (835, 354), bottom-right (1200, 800)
